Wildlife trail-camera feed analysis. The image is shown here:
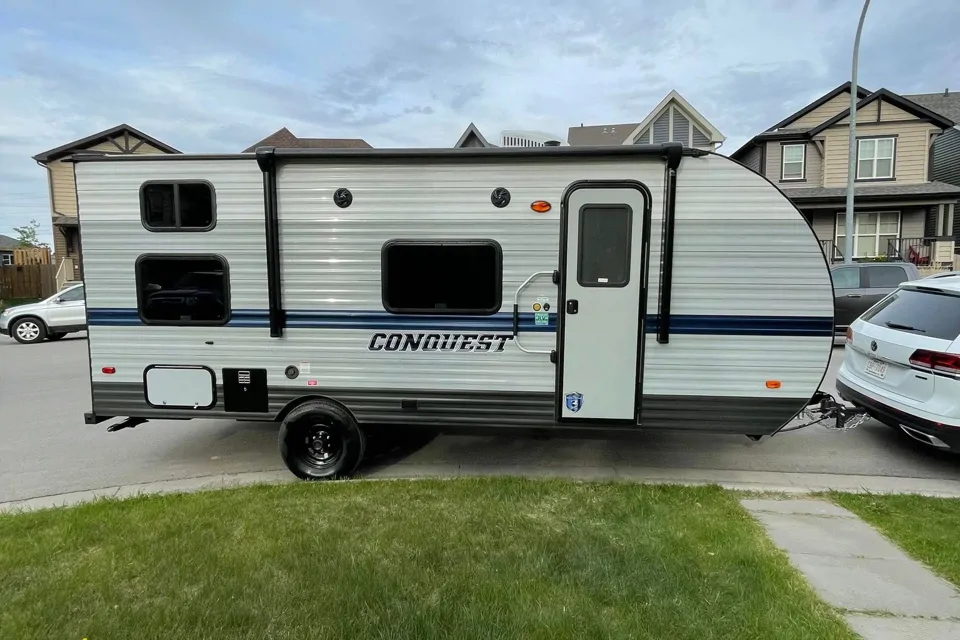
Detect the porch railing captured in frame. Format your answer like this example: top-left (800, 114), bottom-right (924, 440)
top-left (820, 239), bottom-right (843, 263)
top-left (885, 237), bottom-right (955, 267)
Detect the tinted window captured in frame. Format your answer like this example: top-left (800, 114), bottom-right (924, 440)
top-left (59, 286), bottom-right (84, 302)
top-left (831, 267), bottom-right (860, 289)
top-left (578, 205), bottom-right (632, 287)
top-left (141, 182), bottom-right (215, 230)
top-left (862, 288), bottom-right (960, 340)
top-left (382, 241), bottom-right (501, 315)
top-left (864, 265), bottom-right (908, 288)
top-left (136, 256), bottom-right (229, 325)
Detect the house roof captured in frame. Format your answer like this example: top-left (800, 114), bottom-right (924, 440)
top-left (33, 124), bottom-right (180, 163)
top-left (622, 90), bottom-right (725, 145)
top-left (766, 81), bottom-right (872, 132)
top-left (243, 127), bottom-right (371, 152)
top-left (785, 181), bottom-right (960, 202)
top-left (567, 122), bottom-right (640, 146)
top-left (0, 234), bottom-right (19, 251)
top-left (807, 88), bottom-right (955, 136)
top-left (903, 91), bottom-right (960, 126)
top-left (453, 122), bottom-right (494, 148)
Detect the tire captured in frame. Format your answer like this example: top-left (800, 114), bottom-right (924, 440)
top-left (46, 333), bottom-right (66, 341)
top-left (279, 399), bottom-right (366, 480)
top-left (11, 317), bottom-right (47, 344)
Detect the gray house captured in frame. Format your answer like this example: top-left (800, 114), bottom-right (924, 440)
top-left (905, 90), bottom-right (960, 188)
top-left (731, 82), bottom-right (960, 264)
top-left (0, 234), bottom-right (17, 266)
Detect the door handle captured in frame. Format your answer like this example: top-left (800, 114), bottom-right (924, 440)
top-left (566, 300), bottom-right (579, 314)
top-left (845, 294), bottom-right (862, 298)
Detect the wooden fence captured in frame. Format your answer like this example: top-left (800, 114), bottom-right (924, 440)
top-left (0, 264), bottom-right (57, 300)
top-left (13, 247), bottom-right (51, 265)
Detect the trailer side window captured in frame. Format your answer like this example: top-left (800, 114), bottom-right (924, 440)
top-left (577, 205), bottom-right (632, 287)
top-left (382, 240), bottom-right (502, 315)
top-left (141, 182), bottom-right (216, 231)
top-left (136, 255), bottom-right (230, 325)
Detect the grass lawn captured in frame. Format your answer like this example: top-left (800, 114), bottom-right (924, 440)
top-left (831, 492), bottom-right (960, 587)
top-left (0, 297), bottom-right (39, 312)
top-left (0, 480), bottom-right (856, 640)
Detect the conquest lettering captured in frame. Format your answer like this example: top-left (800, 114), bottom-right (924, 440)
top-left (367, 332), bottom-right (513, 353)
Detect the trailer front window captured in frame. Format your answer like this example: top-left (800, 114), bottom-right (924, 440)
top-left (135, 255), bottom-right (229, 325)
top-left (381, 240), bottom-right (502, 315)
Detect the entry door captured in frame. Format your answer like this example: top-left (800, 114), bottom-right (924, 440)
top-left (558, 183), bottom-right (649, 422)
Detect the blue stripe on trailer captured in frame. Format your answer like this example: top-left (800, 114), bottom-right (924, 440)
top-left (86, 308), bottom-right (833, 336)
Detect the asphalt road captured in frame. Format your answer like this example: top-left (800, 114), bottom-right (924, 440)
top-left (0, 334), bottom-right (957, 502)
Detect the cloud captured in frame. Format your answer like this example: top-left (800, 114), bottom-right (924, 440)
top-left (0, 0), bottom-right (958, 242)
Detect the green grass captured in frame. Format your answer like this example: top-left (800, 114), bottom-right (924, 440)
top-left (0, 480), bottom-right (856, 640)
top-left (0, 297), bottom-right (39, 312)
top-left (831, 493), bottom-right (960, 587)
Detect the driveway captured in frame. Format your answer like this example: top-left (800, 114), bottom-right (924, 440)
top-left (0, 335), bottom-right (957, 502)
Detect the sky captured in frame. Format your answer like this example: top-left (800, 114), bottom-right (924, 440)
top-left (0, 0), bottom-right (958, 245)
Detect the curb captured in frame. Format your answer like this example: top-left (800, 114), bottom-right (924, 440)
top-left (3, 466), bottom-right (960, 514)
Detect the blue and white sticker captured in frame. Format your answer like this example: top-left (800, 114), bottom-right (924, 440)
top-left (565, 392), bottom-right (583, 413)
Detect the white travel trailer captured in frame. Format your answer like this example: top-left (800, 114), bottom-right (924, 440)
top-left (73, 143), bottom-right (851, 479)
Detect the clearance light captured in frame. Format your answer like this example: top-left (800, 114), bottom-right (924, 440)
top-left (102, 367), bottom-right (116, 375)
top-left (530, 201), bottom-right (552, 213)
top-left (845, 327), bottom-right (853, 344)
top-left (765, 380), bottom-right (781, 389)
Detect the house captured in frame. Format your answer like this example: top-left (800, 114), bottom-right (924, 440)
top-left (731, 82), bottom-right (960, 264)
top-left (452, 124), bottom-right (565, 148)
top-left (243, 128), bottom-right (371, 152)
top-left (454, 123), bottom-right (494, 148)
top-left (0, 234), bottom-right (17, 266)
top-left (567, 90), bottom-right (726, 150)
top-left (905, 89), bottom-right (960, 188)
top-left (33, 124), bottom-right (181, 286)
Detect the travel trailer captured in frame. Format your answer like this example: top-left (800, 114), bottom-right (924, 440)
top-left (73, 143), bottom-right (853, 479)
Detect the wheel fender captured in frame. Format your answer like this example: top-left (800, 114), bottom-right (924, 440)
top-left (276, 394), bottom-right (357, 425)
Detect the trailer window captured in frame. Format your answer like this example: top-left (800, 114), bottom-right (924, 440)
top-left (136, 255), bottom-right (229, 325)
top-left (141, 182), bottom-right (216, 231)
top-left (382, 241), bottom-right (502, 315)
top-left (577, 205), bottom-right (632, 287)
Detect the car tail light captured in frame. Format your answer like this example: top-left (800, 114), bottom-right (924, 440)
top-left (845, 327), bottom-right (853, 344)
top-left (909, 349), bottom-right (960, 374)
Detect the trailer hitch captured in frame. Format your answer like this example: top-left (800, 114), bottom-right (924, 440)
top-left (778, 391), bottom-right (869, 433)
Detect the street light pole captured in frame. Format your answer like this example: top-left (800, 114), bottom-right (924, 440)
top-left (844, 0), bottom-right (872, 264)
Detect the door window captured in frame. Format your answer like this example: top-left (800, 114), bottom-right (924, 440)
top-left (864, 265), bottom-right (908, 288)
top-left (577, 205), bottom-right (633, 287)
top-left (58, 286), bottom-right (85, 302)
top-left (831, 267), bottom-right (860, 289)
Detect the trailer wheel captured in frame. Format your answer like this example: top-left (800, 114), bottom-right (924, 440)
top-left (278, 399), bottom-right (366, 480)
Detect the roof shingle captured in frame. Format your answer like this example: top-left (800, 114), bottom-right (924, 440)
top-left (243, 127), bottom-right (371, 152)
top-left (903, 91), bottom-right (960, 125)
top-left (786, 181), bottom-right (960, 200)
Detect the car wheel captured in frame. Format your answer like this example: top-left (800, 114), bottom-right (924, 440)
top-left (46, 332), bottom-right (66, 341)
top-left (279, 399), bottom-right (366, 480)
top-left (11, 318), bottom-right (47, 344)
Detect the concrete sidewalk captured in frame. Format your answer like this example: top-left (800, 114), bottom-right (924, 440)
top-left (2, 464), bottom-right (960, 514)
top-left (743, 498), bottom-right (960, 640)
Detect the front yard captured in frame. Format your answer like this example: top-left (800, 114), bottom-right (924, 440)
top-left (0, 479), bottom-right (856, 640)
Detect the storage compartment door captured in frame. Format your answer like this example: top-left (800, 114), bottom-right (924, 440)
top-left (145, 366), bottom-right (216, 409)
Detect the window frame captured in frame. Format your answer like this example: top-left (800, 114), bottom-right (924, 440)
top-left (0, 253), bottom-right (12, 266)
top-left (380, 239), bottom-right (503, 316)
top-left (855, 136), bottom-right (896, 181)
top-left (134, 253), bottom-right (231, 326)
top-left (780, 143), bottom-right (806, 182)
top-left (576, 204), bottom-right (633, 288)
top-left (835, 211), bottom-right (901, 258)
top-left (139, 180), bottom-right (217, 232)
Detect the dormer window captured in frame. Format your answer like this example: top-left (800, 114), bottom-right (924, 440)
top-left (781, 144), bottom-right (805, 181)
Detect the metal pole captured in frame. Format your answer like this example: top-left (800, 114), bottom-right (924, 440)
top-left (844, 0), bottom-right (871, 264)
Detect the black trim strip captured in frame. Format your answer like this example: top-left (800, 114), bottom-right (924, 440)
top-left (257, 147), bottom-right (285, 337)
top-left (656, 143), bottom-right (683, 344)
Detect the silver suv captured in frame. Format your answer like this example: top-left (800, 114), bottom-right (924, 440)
top-left (0, 284), bottom-right (86, 344)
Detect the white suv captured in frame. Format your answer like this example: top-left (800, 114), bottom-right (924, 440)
top-left (837, 276), bottom-right (960, 452)
top-left (0, 284), bottom-right (86, 344)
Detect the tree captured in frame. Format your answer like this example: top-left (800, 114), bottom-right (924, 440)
top-left (12, 219), bottom-right (49, 249)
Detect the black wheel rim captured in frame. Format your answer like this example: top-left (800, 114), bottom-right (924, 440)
top-left (300, 422), bottom-right (344, 469)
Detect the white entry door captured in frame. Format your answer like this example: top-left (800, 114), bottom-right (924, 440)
top-left (557, 183), bottom-right (649, 422)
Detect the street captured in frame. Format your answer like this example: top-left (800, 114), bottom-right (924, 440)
top-left (0, 334), bottom-right (957, 503)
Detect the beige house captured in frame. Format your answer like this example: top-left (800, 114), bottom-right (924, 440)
top-left (567, 90), bottom-right (726, 150)
top-left (33, 124), bottom-right (180, 286)
top-left (731, 83), bottom-right (959, 264)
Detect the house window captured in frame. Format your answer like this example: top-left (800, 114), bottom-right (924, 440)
top-left (781, 144), bottom-right (805, 181)
top-left (0, 253), bottom-right (12, 266)
top-left (136, 255), bottom-right (229, 325)
top-left (381, 240), bottom-right (502, 315)
top-left (856, 137), bottom-right (895, 180)
top-left (577, 205), bottom-right (633, 287)
top-left (140, 182), bottom-right (216, 231)
top-left (835, 212), bottom-right (900, 258)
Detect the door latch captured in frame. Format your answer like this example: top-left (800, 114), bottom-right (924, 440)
top-left (566, 299), bottom-right (579, 314)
